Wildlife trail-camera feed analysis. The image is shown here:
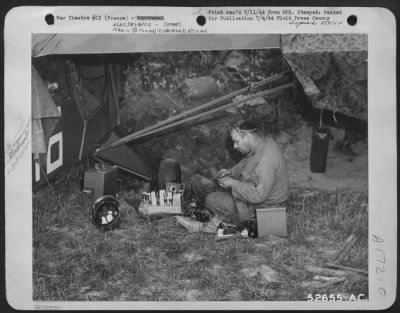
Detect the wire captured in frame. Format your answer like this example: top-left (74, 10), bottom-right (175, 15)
top-left (319, 108), bottom-right (324, 128)
top-left (333, 110), bottom-right (338, 123)
top-left (249, 50), bottom-right (256, 90)
top-left (38, 160), bottom-right (66, 212)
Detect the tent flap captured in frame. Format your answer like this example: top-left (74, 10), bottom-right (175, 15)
top-left (32, 66), bottom-right (61, 154)
top-left (32, 66), bottom-right (61, 119)
top-left (95, 132), bottom-right (152, 180)
top-left (282, 34), bottom-right (368, 120)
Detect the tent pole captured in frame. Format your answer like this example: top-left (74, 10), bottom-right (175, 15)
top-left (129, 71), bottom-right (288, 139)
top-left (78, 120), bottom-right (88, 161)
top-left (108, 64), bottom-right (121, 126)
top-left (96, 71), bottom-right (290, 152)
top-left (97, 82), bottom-right (294, 152)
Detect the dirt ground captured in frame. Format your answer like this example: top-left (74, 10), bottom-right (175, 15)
top-left (277, 123), bottom-right (368, 193)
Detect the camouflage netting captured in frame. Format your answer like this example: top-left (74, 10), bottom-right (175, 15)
top-left (282, 34), bottom-right (368, 120)
top-left (116, 50), bottom-right (298, 201)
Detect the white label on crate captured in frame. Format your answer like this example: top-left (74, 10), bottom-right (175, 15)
top-left (46, 132), bottom-right (63, 174)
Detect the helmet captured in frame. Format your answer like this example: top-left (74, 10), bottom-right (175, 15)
top-left (89, 195), bottom-right (121, 231)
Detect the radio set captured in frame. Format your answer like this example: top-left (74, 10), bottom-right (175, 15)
top-left (138, 182), bottom-right (185, 216)
top-left (83, 163), bottom-right (119, 200)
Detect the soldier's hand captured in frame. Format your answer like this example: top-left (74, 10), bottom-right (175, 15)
top-left (218, 176), bottom-right (235, 189)
top-left (217, 169), bottom-right (232, 178)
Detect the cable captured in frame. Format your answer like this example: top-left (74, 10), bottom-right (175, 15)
top-left (319, 108), bottom-right (324, 128)
top-left (333, 110), bottom-right (338, 123)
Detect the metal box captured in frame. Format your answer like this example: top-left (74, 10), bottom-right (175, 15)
top-left (83, 165), bottom-right (118, 200)
top-left (256, 207), bottom-right (287, 238)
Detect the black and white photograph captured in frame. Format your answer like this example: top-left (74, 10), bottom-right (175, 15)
top-left (4, 6), bottom-right (396, 310)
top-left (30, 32), bottom-right (370, 302)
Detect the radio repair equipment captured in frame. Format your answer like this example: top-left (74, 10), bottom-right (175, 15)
top-left (138, 183), bottom-right (185, 216)
top-left (83, 163), bottom-right (118, 200)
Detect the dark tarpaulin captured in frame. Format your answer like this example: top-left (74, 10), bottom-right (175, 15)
top-left (95, 132), bottom-right (152, 180)
top-left (282, 34), bottom-right (368, 120)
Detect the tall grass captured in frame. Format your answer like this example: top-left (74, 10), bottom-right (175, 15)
top-left (33, 176), bottom-right (368, 301)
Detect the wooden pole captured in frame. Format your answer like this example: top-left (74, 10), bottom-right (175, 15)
top-left (78, 120), bottom-right (88, 161)
top-left (304, 265), bottom-right (347, 277)
top-left (108, 64), bottom-right (121, 126)
top-left (96, 72), bottom-right (290, 152)
top-left (127, 83), bottom-right (293, 140)
top-left (98, 82), bottom-right (293, 151)
top-left (325, 263), bottom-right (368, 275)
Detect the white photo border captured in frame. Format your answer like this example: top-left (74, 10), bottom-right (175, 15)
top-left (4, 6), bottom-right (397, 310)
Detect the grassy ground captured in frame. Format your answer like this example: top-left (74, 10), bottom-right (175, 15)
top-left (33, 175), bottom-right (368, 301)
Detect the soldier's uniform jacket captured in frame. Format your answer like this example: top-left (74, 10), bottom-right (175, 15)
top-left (230, 136), bottom-right (289, 213)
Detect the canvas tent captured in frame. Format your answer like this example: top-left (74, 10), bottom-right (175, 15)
top-left (31, 33), bottom-right (281, 187)
top-left (33, 33), bottom-right (368, 120)
top-left (32, 41), bottom-right (151, 187)
top-left (32, 59), bottom-right (154, 187)
top-left (32, 33), bottom-right (367, 187)
top-left (32, 66), bottom-right (61, 155)
top-left (32, 34), bottom-right (281, 57)
top-left (281, 34), bottom-right (368, 120)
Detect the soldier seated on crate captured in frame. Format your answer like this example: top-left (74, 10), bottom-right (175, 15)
top-left (204, 119), bottom-right (289, 225)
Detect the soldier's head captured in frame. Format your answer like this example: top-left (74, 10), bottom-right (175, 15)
top-left (230, 120), bottom-right (264, 155)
